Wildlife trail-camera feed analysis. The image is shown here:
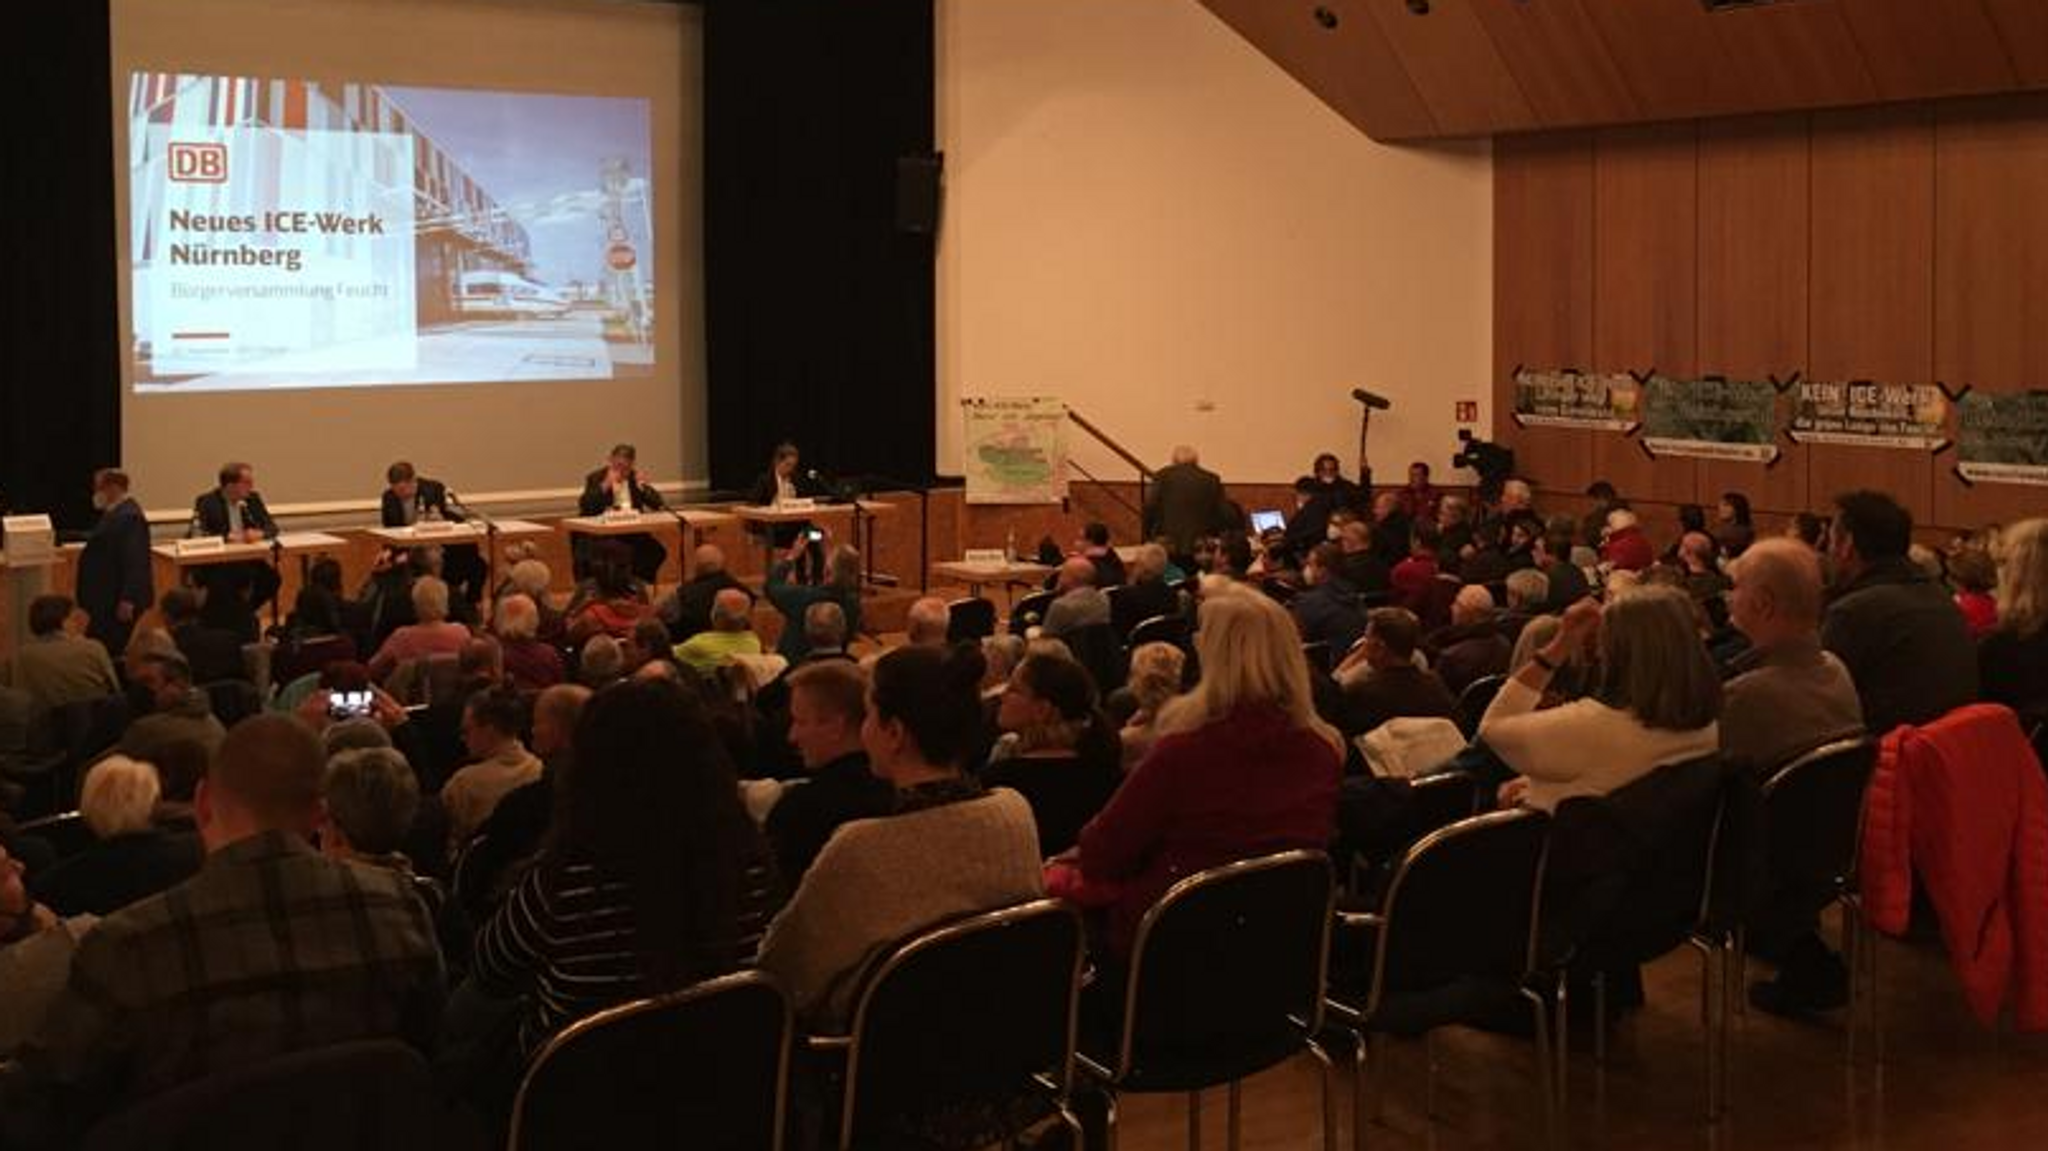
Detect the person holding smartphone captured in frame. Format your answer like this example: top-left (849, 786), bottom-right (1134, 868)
top-left (748, 442), bottom-right (829, 584)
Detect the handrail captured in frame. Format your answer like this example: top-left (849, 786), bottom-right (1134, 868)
top-left (1066, 456), bottom-right (1144, 522)
top-left (1066, 409), bottom-right (1155, 480)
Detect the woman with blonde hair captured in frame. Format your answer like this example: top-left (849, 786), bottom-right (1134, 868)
top-left (1116, 642), bottom-right (1187, 769)
top-left (32, 756), bottom-right (200, 916)
top-left (1059, 580), bottom-right (1342, 956)
top-left (1980, 517), bottom-right (2048, 720)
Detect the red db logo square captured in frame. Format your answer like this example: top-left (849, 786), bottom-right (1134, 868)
top-left (168, 142), bottom-right (227, 183)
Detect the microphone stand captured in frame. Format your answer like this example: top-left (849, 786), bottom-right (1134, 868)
top-left (446, 491), bottom-right (500, 598)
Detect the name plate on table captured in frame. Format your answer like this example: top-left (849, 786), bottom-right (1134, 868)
top-left (175, 537), bottom-right (227, 556)
top-left (412, 519), bottom-right (461, 536)
top-left (962, 549), bottom-right (1007, 565)
top-left (601, 509), bottom-right (644, 524)
top-left (2, 515), bottom-right (55, 566)
top-left (776, 498), bottom-right (817, 512)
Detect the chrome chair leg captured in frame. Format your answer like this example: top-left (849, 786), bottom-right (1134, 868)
top-left (1308, 1039), bottom-right (1339, 1151)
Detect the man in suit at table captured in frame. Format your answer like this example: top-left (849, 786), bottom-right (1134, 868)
top-left (1143, 445), bottom-right (1232, 565)
top-left (76, 468), bottom-right (153, 657)
top-left (381, 461), bottom-right (486, 606)
top-left (187, 461), bottom-right (279, 635)
top-left (748, 442), bottom-right (830, 584)
top-left (576, 443), bottom-right (667, 585)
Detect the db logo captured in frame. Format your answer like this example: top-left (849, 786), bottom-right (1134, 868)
top-left (168, 142), bottom-right (228, 183)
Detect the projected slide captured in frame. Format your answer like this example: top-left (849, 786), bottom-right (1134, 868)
top-left (127, 73), bottom-right (655, 392)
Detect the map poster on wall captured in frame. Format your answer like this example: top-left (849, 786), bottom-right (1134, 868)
top-left (1640, 375), bottom-right (1781, 464)
top-left (1510, 368), bottom-right (1641, 432)
top-left (1787, 381), bottom-right (1949, 450)
top-left (961, 396), bottom-right (1068, 504)
top-left (1956, 391), bottom-right (2048, 488)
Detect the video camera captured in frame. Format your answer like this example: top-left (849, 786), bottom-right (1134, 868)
top-left (1452, 429), bottom-right (1516, 502)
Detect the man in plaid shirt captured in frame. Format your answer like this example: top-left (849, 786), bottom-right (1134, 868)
top-left (5, 714), bottom-right (444, 1140)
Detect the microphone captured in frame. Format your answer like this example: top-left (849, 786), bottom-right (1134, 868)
top-left (805, 468), bottom-right (822, 482)
top-left (1352, 388), bottom-right (1392, 411)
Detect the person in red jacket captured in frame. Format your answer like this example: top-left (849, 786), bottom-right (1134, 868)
top-left (1058, 581), bottom-right (1342, 957)
top-left (1599, 508), bottom-right (1655, 573)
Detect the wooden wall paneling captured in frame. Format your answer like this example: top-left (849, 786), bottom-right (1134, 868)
top-left (1468, 0), bottom-right (1638, 129)
top-left (1196, 0), bottom-right (1438, 141)
top-left (1932, 95), bottom-right (2048, 529)
top-left (1359, 0), bottom-right (1536, 136)
top-left (1695, 114), bottom-right (1812, 516)
top-left (1705, 1), bottom-right (1878, 113)
top-left (1806, 105), bottom-right (1938, 524)
top-left (1494, 132), bottom-right (1598, 495)
top-left (1575, 0), bottom-right (1751, 121)
top-left (1590, 122), bottom-right (1701, 504)
top-left (1978, 0), bottom-right (2048, 87)
top-left (1835, 0), bottom-right (2017, 101)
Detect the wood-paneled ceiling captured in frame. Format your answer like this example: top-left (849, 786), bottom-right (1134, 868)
top-left (1198, 0), bottom-right (2048, 140)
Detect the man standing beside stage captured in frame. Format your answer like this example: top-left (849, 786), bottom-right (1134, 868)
top-left (1144, 444), bottom-right (1232, 565)
top-left (381, 461), bottom-right (486, 605)
top-left (577, 443), bottom-right (667, 585)
top-left (76, 468), bottom-right (153, 657)
top-left (187, 461), bottom-right (279, 635)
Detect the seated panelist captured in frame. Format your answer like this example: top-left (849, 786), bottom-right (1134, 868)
top-left (576, 442), bottom-right (667, 585)
top-left (382, 460), bottom-right (485, 604)
top-left (185, 460), bottom-right (279, 633)
top-left (748, 442), bottom-right (828, 584)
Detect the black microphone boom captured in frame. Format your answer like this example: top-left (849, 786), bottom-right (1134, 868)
top-left (1351, 387), bottom-right (1392, 411)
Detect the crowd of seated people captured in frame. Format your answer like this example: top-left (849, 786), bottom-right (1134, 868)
top-left (3, 453), bottom-right (2048, 1146)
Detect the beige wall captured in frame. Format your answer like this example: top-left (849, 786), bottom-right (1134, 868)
top-left (935, 0), bottom-right (1493, 488)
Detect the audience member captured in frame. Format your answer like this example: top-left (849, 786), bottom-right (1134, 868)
top-left (1064, 582), bottom-right (1341, 956)
top-left (1335, 519), bottom-right (1391, 595)
top-left (1285, 452), bottom-right (1362, 556)
top-left (1144, 445), bottom-right (1232, 561)
top-left (1456, 520), bottom-right (1513, 587)
top-left (116, 652), bottom-right (227, 766)
top-left (1716, 491), bottom-right (1757, 559)
top-left (987, 654), bottom-right (1124, 856)
top-left (1293, 543), bottom-right (1367, 659)
top-left (1948, 545), bottom-right (2000, 641)
top-left (673, 588), bottom-right (765, 674)
top-left (1115, 642), bottom-right (1186, 770)
top-left (1500, 568), bottom-right (1550, 643)
top-left (1678, 531), bottom-right (1732, 602)
top-left (766, 543), bottom-right (863, 662)
top-left (1436, 495), bottom-right (1476, 568)
top-left (505, 559), bottom-right (564, 641)
top-left (0, 840), bottom-right (95, 1057)
top-left (763, 661), bottom-right (892, 885)
top-left (1042, 556), bottom-right (1112, 639)
top-left (320, 747), bottom-right (422, 874)
top-left (1423, 585), bottom-right (1512, 696)
top-left (441, 688), bottom-right (542, 849)
top-left (1533, 524), bottom-right (1590, 612)
top-left (1580, 481), bottom-right (1624, 550)
top-left (493, 594), bottom-right (564, 692)
top-left (565, 555), bottom-right (653, 645)
top-left (1396, 460), bottom-right (1440, 521)
top-left (459, 684), bottom-right (591, 917)
top-left (286, 557), bottom-right (351, 640)
top-left (1, 597), bottom-right (118, 715)
top-left (1112, 544), bottom-right (1180, 636)
top-left (1720, 539), bottom-right (1865, 774)
top-left (7, 716), bottom-right (442, 1135)
top-left (1077, 522), bottom-right (1127, 588)
top-left (367, 576), bottom-right (470, 681)
top-left (1481, 590), bottom-right (1720, 812)
top-left (1390, 522), bottom-right (1444, 613)
top-left (657, 544), bottom-right (751, 642)
top-left (1821, 491), bottom-right (1978, 735)
top-left (1369, 491), bottom-right (1413, 570)
top-left (160, 587), bottom-right (249, 685)
top-left (981, 634), bottom-right (1027, 701)
top-left (624, 618), bottom-right (676, 674)
top-left (758, 643), bottom-right (1042, 1028)
top-left (32, 756), bottom-right (200, 918)
top-left (579, 635), bottom-right (627, 689)
top-left (904, 596), bottom-right (952, 648)
top-left (469, 680), bottom-right (774, 1073)
top-left (1337, 607), bottom-right (1459, 737)
top-left (1599, 507), bottom-right (1655, 572)
top-left (797, 601), bottom-right (854, 662)
top-left (1979, 518), bottom-right (2048, 722)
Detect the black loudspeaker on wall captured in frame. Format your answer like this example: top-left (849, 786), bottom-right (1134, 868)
top-left (896, 152), bottom-right (943, 234)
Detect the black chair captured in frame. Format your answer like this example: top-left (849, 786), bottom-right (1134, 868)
top-left (82, 1040), bottom-right (441, 1151)
top-left (1011, 590), bottom-right (1059, 635)
top-left (1127, 614), bottom-right (1190, 650)
top-left (1062, 623), bottom-right (1129, 697)
top-left (1326, 809), bottom-right (1556, 1149)
top-left (1453, 674), bottom-right (1507, 738)
top-left (1540, 754), bottom-right (1732, 1120)
top-left (16, 810), bottom-right (92, 864)
top-left (946, 597), bottom-right (998, 643)
top-left (1341, 770), bottom-right (1484, 898)
top-left (1733, 737), bottom-right (1877, 1062)
top-left (1077, 849), bottom-right (1339, 1151)
top-left (200, 680), bottom-right (263, 728)
top-left (509, 970), bottom-right (792, 1151)
top-left (813, 899), bottom-right (1085, 1150)
top-left (20, 695), bottom-right (130, 817)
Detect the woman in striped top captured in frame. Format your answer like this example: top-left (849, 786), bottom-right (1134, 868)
top-left (471, 677), bottom-right (778, 1060)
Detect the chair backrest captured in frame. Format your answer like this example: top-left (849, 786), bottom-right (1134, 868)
top-left (16, 810), bottom-right (92, 863)
top-left (201, 680), bottom-right (264, 728)
top-left (1761, 737), bottom-right (1875, 902)
top-left (1403, 770), bottom-right (1484, 839)
top-left (946, 597), bottom-right (997, 643)
top-left (1128, 614), bottom-right (1190, 650)
top-left (1062, 623), bottom-right (1129, 696)
top-left (509, 970), bottom-right (792, 1151)
top-left (1116, 850), bottom-right (1334, 1085)
top-left (1011, 590), bottom-right (1058, 633)
top-left (1453, 674), bottom-right (1507, 737)
top-left (1366, 808), bottom-right (1551, 1011)
top-left (1301, 641), bottom-right (1334, 677)
top-left (82, 1040), bottom-right (439, 1151)
top-left (839, 900), bottom-right (1083, 1148)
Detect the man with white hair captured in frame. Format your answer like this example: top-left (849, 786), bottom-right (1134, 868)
top-left (801, 601), bottom-right (853, 662)
top-left (1499, 567), bottom-right (1551, 644)
top-left (32, 756), bottom-right (201, 917)
top-left (904, 596), bottom-right (951, 648)
top-left (1423, 584), bottom-right (1511, 695)
top-left (1143, 444), bottom-right (1230, 561)
top-left (672, 587), bottom-right (764, 674)
top-left (657, 544), bottom-right (752, 642)
top-left (1678, 531), bottom-right (1731, 603)
top-left (1599, 507), bottom-right (1654, 572)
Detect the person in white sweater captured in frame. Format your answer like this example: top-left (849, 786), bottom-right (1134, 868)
top-left (1480, 587), bottom-right (1721, 812)
top-left (756, 643), bottom-right (1042, 1029)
